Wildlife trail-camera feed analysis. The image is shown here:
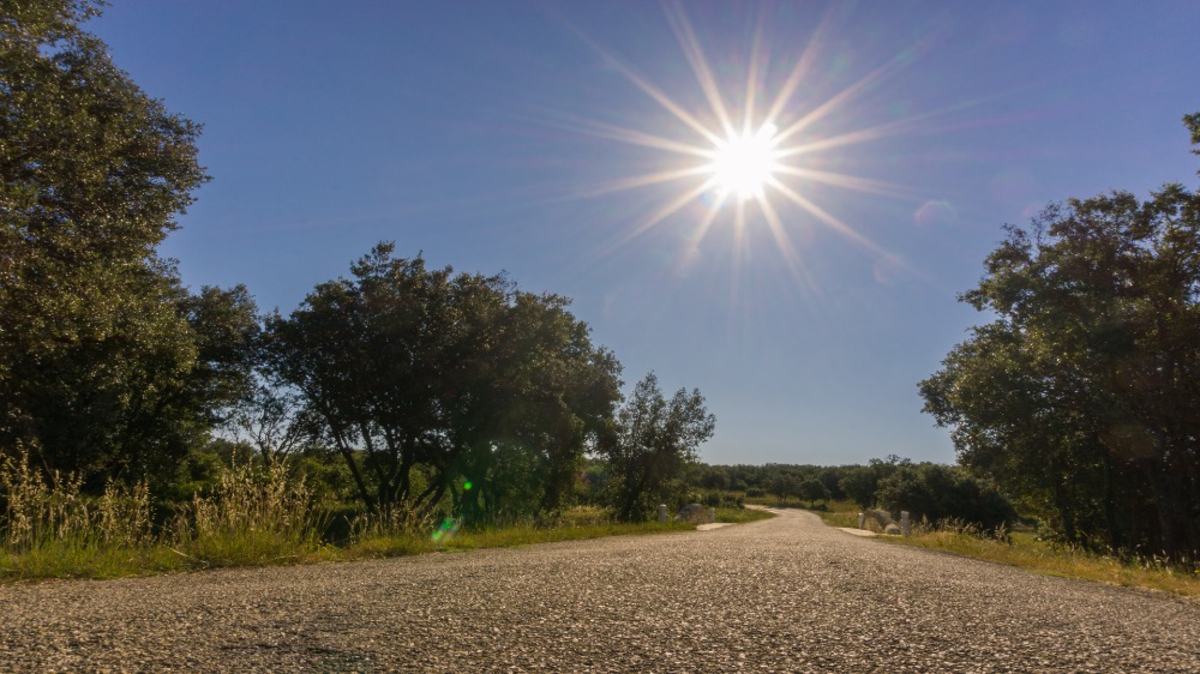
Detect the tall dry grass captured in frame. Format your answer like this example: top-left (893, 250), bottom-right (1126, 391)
top-left (0, 446), bottom-right (329, 577)
top-left (172, 459), bottom-right (328, 567)
top-left (0, 447), bottom-right (708, 580)
top-left (882, 516), bottom-right (1200, 599)
top-left (0, 446), bottom-right (159, 578)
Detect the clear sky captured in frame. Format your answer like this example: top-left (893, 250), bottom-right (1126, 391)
top-left (91, 1), bottom-right (1200, 467)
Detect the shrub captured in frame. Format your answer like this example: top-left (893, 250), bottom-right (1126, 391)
top-left (876, 463), bottom-right (1015, 532)
top-left (701, 491), bottom-right (744, 509)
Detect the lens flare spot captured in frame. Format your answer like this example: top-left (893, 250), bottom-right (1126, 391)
top-left (431, 516), bottom-right (461, 542)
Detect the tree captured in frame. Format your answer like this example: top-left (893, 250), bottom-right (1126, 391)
top-left (604, 373), bottom-right (715, 522)
top-left (0, 2), bottom-right (258, 487)
top-left (696, 465), bottom-right (730, 491)
top-left (798, 478), bottom-right (831, 508)
top-left (920, 114), bottom-right (1200, 559)
top-left (769, 473), bottom-right (798, 504)
top-left (266, 243), bottom-right (621, 522)
top-left (228, 381), bottom-right (313, 467)
top-left (839, 466), bottom-right (878, 509)
top-left (815, 467), bottom-right (845, 501)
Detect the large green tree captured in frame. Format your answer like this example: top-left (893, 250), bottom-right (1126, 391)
top-left (266, 243), bottom-right (622, 522)
top-left (1, 1), bottom-right (253, 485)
top-left (604, 372), bottom-right (715, 522)
top-left (920, 115), bottom-right (1200, 559)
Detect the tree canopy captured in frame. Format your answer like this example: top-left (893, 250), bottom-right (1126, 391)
top-left (603, 372), bottom-right (715, 522)
top-left (0, 2), bottom-right (723, 528)
top-left (920, 114), bottom-right (1200, 559)
top-left (266, 242), bottom-right (623, 523)
top-left (0, 0), bottom-right (256, 486)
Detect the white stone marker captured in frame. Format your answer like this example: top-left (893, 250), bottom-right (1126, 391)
top-left (858, 512), bottom-right (865, 530)
top-left (658, 504), bottom-right (667, 523)
top-left (901, 511), bottom-right (911, 537)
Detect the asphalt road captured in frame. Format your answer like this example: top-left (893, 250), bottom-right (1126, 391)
top-left (1, 508), bottom-right (1198, 672)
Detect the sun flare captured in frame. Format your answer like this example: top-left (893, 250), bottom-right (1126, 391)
top-left (565, 3), bottom-right (924, 282)
top-left (706, 123), bottom-right (781, 201)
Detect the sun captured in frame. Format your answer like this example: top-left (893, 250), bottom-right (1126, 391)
top-left (706, 123), bottom-right (782, 201)
top-left (562, 3), bottom-right (921, 276)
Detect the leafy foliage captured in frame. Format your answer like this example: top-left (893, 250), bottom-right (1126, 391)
top-left (603, 373), bottom-right (715, 522)
top-left (920, 114), bottom-right (1200, 559)
top-left (266, 242), bottom-right (622, 524)
top-left (0, 1), bottom-right (258, 486)
top-left (798, 477), bottom-right (831, 507)
top-left (875, 462), bottom-right (1015, 532)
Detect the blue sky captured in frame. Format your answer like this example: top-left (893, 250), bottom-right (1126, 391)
top-left (92, 1), bottom-right (1200, 466)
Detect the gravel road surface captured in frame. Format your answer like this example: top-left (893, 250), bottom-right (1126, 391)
top-left (2, 508), bottom-right (1198, 672)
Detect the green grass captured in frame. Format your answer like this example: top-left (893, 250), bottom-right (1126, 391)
top-left (0, 451), bottom-right (773, 582)
top-left (809, 499), bottom-right (863, 528)
top-left (345, 521), bottom-right (695, 559)
top-left (0, 516), bottom-right (702, 582)
top-left (877, 529), bottom-right (1200, 599)
top-left (792, 492), bottom-right (1200, 600)
top-left (0, 542), bottom-right (187, 580)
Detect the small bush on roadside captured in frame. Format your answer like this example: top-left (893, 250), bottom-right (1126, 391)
top-left (700, 491), bottom-right (743, 509)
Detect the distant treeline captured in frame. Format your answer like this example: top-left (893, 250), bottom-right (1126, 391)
top-left (687, 458), bottom-right (1016, 532)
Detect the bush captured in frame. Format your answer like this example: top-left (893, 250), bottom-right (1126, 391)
top-left (799, 478), bottom-right (831, 506)
top-left (700, 491), bottom-right (743, 509)
top-left (876, 463), bottom-right (1015, 532)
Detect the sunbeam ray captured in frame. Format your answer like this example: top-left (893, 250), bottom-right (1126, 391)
top-left (776, 96), bottom-right (972, 160)
top-left (690, 192), bottom-right (728, 246)
top-left (663, 0), bottom-right (736, 137)
top-left (580, 165), bottom-right (717, 198)
top-left (562, 17), bottom-right (722, 145)
top-left (768, 177), bottom-right (887, 257)
top-left (742, 6), bottom-right (770, 136)
top-left (602, 180), bottom-right (716, 257)
top-left (773, 166), bottom-right (912, 200)
top-left (757, 194), bottom-right (821, 305)
top-left (566, 117), bottom-right (714, 158)
top-left (763, 7), bottom-right (841, 124)
top-left (773, 46), bottom-right (919, 146)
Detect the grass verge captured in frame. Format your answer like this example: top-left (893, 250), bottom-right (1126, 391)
top-left (796, 495), bottom-right (1200, 600)
top-left (878, 531), bottom-right (1200, 599)
top-left (0, 517), bottom-right (701, 582)
top-left (0, 451), bottom-right (768, 583)
top-left (715, 507), bottom-right (775, 524)
top-left (0, 450), bottom-right (752, 582)
top-left (345, 521), bottom-right (694, 559)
